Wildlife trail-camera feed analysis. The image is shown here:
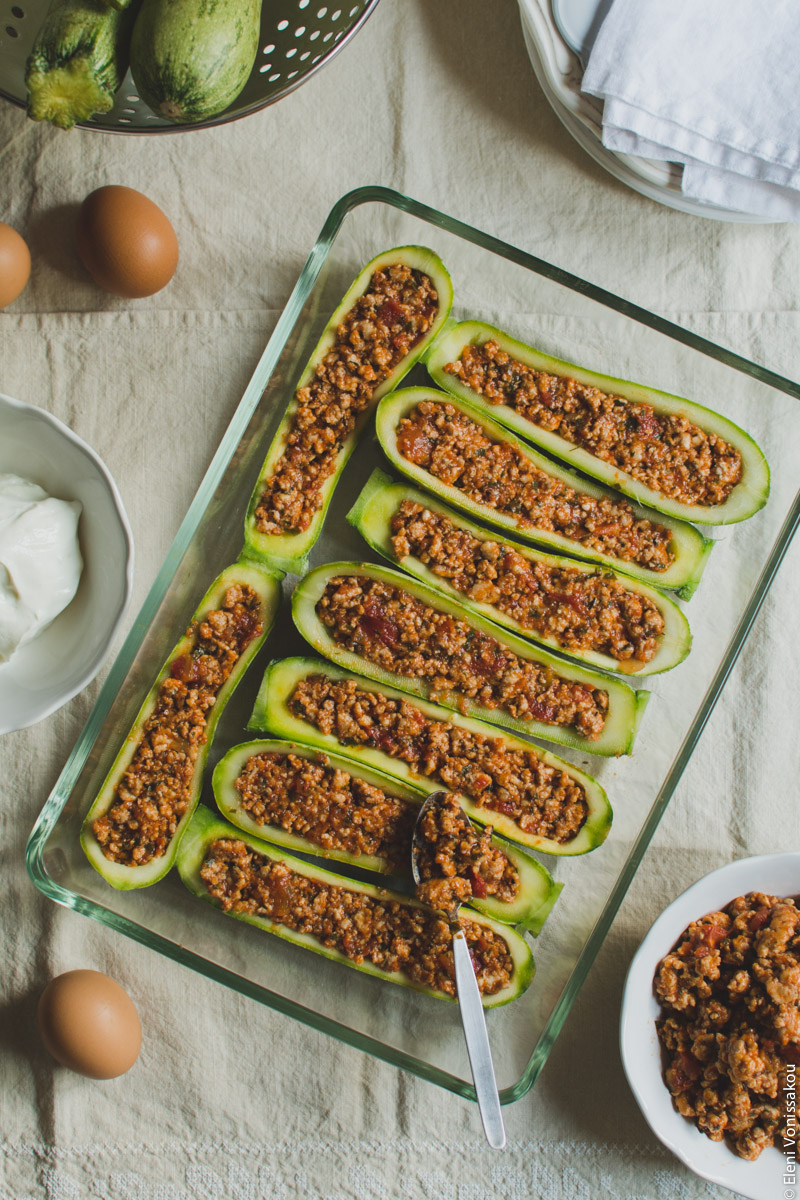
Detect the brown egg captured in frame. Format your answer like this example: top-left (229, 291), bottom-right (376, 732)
top-left (76, 185), bottom-right (179, 299)
top-left (0, 221), bottom-right (31, 309)
top-left (37, 968), bottom-right (142, 1079)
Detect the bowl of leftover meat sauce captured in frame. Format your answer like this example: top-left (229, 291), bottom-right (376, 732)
top-left (621, 851), bottom-right (800, 1200)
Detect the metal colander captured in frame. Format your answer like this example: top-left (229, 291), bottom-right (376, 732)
top-left (0, 0), bottom-right (380, 132)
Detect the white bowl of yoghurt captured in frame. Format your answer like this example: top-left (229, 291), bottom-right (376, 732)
top-left (0, 392), bottom-right (134, 733)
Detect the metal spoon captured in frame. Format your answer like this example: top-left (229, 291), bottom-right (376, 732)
top-left (411, 791), bottom-right (506, 1150)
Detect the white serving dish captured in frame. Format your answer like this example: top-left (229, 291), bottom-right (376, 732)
top-left (620, 852), bottom-right (799, 1200)
top-left (0, 392), bottom-right (134, 734)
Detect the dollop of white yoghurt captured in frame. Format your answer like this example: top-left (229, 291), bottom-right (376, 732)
top-left (0, 473), bottom-right (83, 664)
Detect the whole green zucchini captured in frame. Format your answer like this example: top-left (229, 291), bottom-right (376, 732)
top-left (130, 0), bottom-right (263, 123)
top-left (25, 0), bottom-right (136, 129)
top-left (177, 805), bottom-right (536, 1007)
top-left (347, 470), bottom-right (692, 677)
top-left (213, 738), bottom-right (563, 933)
top-left (243, 246), bottom-right (453, 575)
top-left (81, 559), bottom-right (281, 890)
top-left (291, 559), bottom-right (650, 755)
top-left (248, 657), bottom-right (613, 857)
top-left (375, 386), bottom-right (713, 597)
top-left (427, 320), bottom-right (770, 526)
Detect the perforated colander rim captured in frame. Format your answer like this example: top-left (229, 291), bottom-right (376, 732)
top-left (0, 0), bottom-right (381, 133)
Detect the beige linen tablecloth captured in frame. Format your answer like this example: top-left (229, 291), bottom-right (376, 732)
top-left (1, 2), bottom-right (799, 1196)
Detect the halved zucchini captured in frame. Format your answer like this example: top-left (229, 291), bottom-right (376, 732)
top-left (347, 470), bottom-right (692, 677)
top-left (25, 0), bottom-right (135, 129)
top-left (213, 738), bottom-right (562, 933)
top-left (248, 657), bottom-right (612, 857)
top-left (375, 387), bottom-right (713, 596)
top-left (243, 247), bottom-right (453, 575)
top-left (427, 321), bottom-right (770, 525)
top-left (291, 559), bottom-right (649, 755)
top-left (130, 0), bottom-right (263, 124)
top-left (177, 805), bottom-right (535, 1007)
top-left (80, 560), bottom-right (282, 890)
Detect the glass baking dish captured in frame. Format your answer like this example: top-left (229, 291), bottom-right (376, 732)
top-left (26, 186), bottom-right (800, 1103)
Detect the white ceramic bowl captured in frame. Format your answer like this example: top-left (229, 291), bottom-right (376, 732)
top-left (0, 392), bottom-right (134, 733)
top-left (621, 852), bottom-right (800, 1200)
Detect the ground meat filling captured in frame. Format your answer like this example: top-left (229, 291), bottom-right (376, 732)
top-left (288, 674), bottom-right (589, 843)
top-left (234, 750), bottom-right (416, 869)
top-left (655, 892), bottom-right (800, 1161)
top-left (414, 792), bottom-right (518, 909)
top-left (254, 264), bottom-right (439, 536)
top-left (390, 500), bottom-right (665, 665)
top-left (200, 837), bottom-right (514, 998)
top-left (316, 574), bottom-right (609, 739)
top-left (91, 585), bottom-right (263, 867)
top-left (446, 341), bottom-right (743, 508)
top-left (394, 400), bottom-right (674, 573)
top-left (233, 753), bottom-right (520, 905)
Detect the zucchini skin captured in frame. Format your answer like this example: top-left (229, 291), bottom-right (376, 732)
top-left (248, 657), bottom-right (613, 857)
top-left (242, 247), bottom-right (454, 575)
top-left (80, 559), bottom-right (282, 890)
top-left (130, 0), bottom-right (263, 124)
top-left (291, 559), bottom-right (649, 755)
top-left (177, 805), bottom-right (536, 1007)
top-left (376, 386), bottom-right (713, 595)
top-left (213, 738), bottom-right (562, 933)
top-left (347, 470), bottom-right (692, 677)
top-left (428, 320), bottom-right (770, 526)
top-left (25, 0), bottom-right (135, 129)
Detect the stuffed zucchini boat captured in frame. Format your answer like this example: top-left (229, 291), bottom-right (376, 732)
top-left (347, 471), bottom-right (691, 677)
top-left (177, 805), bottom-right (536, 1008)
top-left (292, 560), bottom-right (649, 755)
top-left (427, 321), bottom-right (770, 526)
top-left (243, 247), bottom-right (453, 574)
top-left (81, 560), bottom-right (281, 890)
top-left (376, 387), bottom-right (712, 596)
top-left (213, 739), bottom-right (562, 933)
top-left (248, 657), bottom-right (612, 857)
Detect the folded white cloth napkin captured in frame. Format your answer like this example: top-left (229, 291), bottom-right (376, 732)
top-left (582, 0), bottom-right (800, 220)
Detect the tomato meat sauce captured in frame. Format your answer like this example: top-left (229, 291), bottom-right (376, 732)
top-left (91, 585), bottom-right (263, 867)
top-left (446, 340), bottom-right (742, 508)
top-left (199, 836), bottom-right (515, 998)
top-left (234, 749), bottom-right (415, 868)
top-left (394, 400), bottom-right (675, 574)
top-left (232, 752), bottom-right (520, 906)
top-left (655, 892), bottom-right (800, 1160)
top-left (316, 573), bottom-right (610, 740)
top-left (232, 753), bottom-right (520, 902)
top-left (413, 792), bottom-right (517, 910)
top-left (389, 500), bottom-right (665, 666)
top-left (287, 674), bottom-right (589, 843)
top-left (254, 264), bottom-right (439, 537)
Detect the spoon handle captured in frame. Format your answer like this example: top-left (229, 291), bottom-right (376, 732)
top-left (452, 927), bottom-right (506, 1149)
